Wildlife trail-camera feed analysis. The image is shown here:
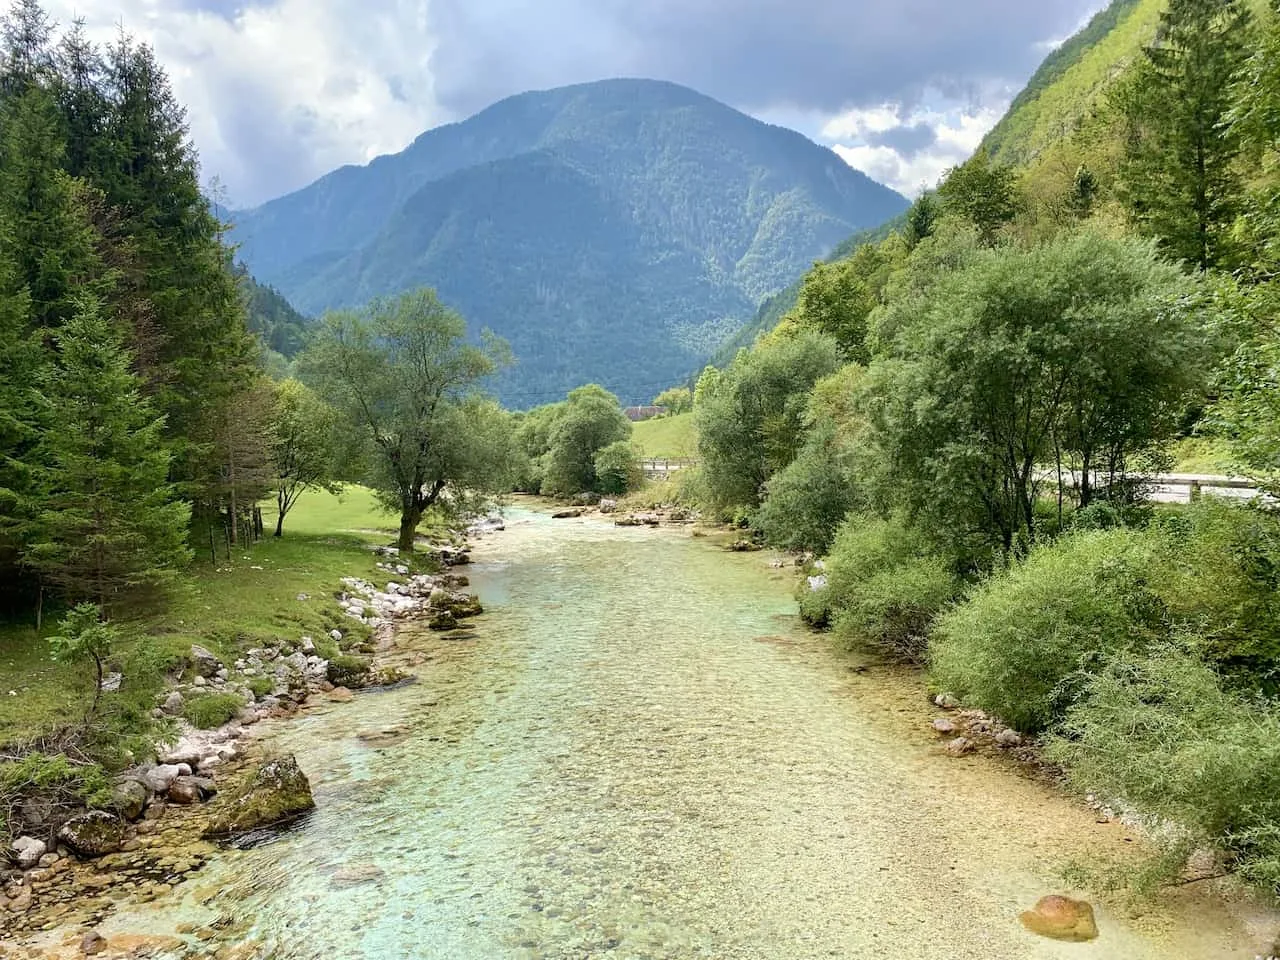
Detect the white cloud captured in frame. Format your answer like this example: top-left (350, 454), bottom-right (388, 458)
top-left (820, 96), bottom-right (1006, 196)
top-left (47, 0), bottom-right (444, 207)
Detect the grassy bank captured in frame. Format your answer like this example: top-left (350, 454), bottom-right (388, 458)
top-left (0, 487), bottom-right (401, 750)
top-left (631, 412), bottom-right (696, 459)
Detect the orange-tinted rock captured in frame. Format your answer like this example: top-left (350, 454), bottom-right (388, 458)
top-left (1019, 895), bottom-right (1099, 942)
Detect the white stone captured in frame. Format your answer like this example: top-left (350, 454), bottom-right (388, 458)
top-left (143, 764), bottom-right (182, 793)
top-left (329, 629), bottom-right (343, 642)
top-left (10, 836), bottom-right (46, 870)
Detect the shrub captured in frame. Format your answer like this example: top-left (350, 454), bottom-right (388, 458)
top-left (181, 693), bottom-right (245, 730)
top-left (326, 654), bottom-right (372, 688)
top-left (1145, 499), bottom-right (1280, 692)
top-left (930, 529), bottom-right (1161, 733)
top-left (832, 555), bottom-right (957, 661)
top-left (1048, 647), bottom-right (1280, 895)
top-left (755, 423), bottom-right (858, 554)
top-left (246, 675), bottom-right (274, 698)
top-left (593, 441), bottom-right (644, 495)
top-left (0, 752), bottom-right (112, 841)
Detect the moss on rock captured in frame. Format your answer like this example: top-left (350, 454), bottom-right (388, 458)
top-left (202, 755), bottom-right (315, 838)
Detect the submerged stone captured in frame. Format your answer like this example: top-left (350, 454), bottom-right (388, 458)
top-left (1019, 895), bottom-right (1099, 942)
top-left (202, 755), bottom-right (315, 838)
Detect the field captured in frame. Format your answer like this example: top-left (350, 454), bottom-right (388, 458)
top-left (0, 487), bottom-right (402, 748)
top-left (631, 412), bottom-right (697, 459)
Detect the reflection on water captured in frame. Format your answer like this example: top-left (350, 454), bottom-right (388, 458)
top-left (82, 509), bottom-right (1268, 959)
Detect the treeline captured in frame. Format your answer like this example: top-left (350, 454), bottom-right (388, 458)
top-left (687, 0), bottom-right (1280, 896)
top-left (0, 0), bottom-right (270, 618)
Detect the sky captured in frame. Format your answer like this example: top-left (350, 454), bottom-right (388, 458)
top-left (48, 0), bottom-right (1103, 208)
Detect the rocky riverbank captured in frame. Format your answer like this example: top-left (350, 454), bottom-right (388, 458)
top-left (0, 537), bottom-right (493, 949)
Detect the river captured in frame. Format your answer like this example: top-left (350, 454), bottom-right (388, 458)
top-left (40, 507), bottom-right (1276, 958)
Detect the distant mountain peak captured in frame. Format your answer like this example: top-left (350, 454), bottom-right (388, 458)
top-left (233, 78), bottom-right (907, 404)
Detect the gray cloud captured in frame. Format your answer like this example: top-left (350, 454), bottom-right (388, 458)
top-left (427, 0), bottom-right (1098, 119)
top-left (49, 0), bottom-right (1099, 205)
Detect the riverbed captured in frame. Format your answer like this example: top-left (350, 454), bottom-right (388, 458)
top-left (19, 507), bottom-right (1277, 958)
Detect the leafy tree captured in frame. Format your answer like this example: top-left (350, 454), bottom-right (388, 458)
top-left (270, 379), bottom-right (340, 537)
top-left (1114, 0), bottom-right (1252, 269)
top-left (937, 148), bottom-right (1019, 246)
top-left (870, 231), bottom-right (1204, 559)
top-left (652, 387), bottom-right (692, 415)
top-left (541, 384), bottom-right (631, 496)
top-left (300, 288), bottom-right (510, 551)
top-left (24, 296), bottom-right (192, 609)
top-left (1067, 164), bottom-right (1099, 220)
top-left (754, 422), bottom-right (856, 553)
top-left (693, 365), bottom-right (723, 407)
top-left (905, 192), bottom-right (938, 248)
top-left (695, 330), bottom-right (840, 510)
top-left (48, 603), bottom-right (118, 721)
top-left (1229, 0), bottom-right (1280, 273)
top-left (593, 441), bottom-right (643, 495)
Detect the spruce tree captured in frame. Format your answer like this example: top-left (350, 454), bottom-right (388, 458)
top-left (25, 295), bottom-right (191, 610)
top-left (1115, 0), bottom-right (1252, 269)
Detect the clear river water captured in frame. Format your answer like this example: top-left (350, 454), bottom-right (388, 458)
top-left (40, 507), bottom-right (1277, 959)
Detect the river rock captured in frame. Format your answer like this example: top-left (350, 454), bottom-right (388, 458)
top-left (10, 836), bottom-right (45, 869)
top-left (161, 690), bottom-right (184, 715)
top-left (428, 610), bottom-right (458, 631)
top-left (143, 764), bottom-right (183, 794)
top-left (944, 736), bottom-right (975, 757)
top-left (80, 930), bottom-right (107, 955)
top-left (552, 508), bottom-right (584, 519)
top-left (727, 540), bottom-right (761, 552)
top-left (190, 644), bottom-right (223, 678)
top-left (168, 776), bottom-right (216, 805)
top-left (934, 692), bottom-right (961, 710)
top-left (1019, 895), bottom-right (1098, 942)
top-left (111, 779), bottom-right (149, 821)
top-left (931, 718), bottom-right (957, 735)
top-left (996, 728), bottom-right (1024, 748)
top-left (599, 499), bottom-right (618, 514)
top-left (57, 811), bottom-right (126, 859)
top-left (203, 755), bottom-right (315, 838)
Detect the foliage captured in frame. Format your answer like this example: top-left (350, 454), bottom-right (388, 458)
top-left (47, 603), bottom-right (118, 721)
top-left (937, 149), bottom-right (1020, 245)
top-left (540, 385), bottom-right (632, 496)
top-left (755, 422), bottom-right (857, 554)
top-left (300, 287), bottom-right (511, 551)
top-left (695, 330), bottom-right (840, 511)
top-left (180, 692), bottom-right (244, 730)
top-left (868, 230), bottom-right (1204, 559)
top-left (652, 387), bottom-right (692, 415)
top-left (930, 529), bottom-right (1162, 733)
top-left (24, 297), bottom-right (192, 608)
top-left (1113, 0), bottom-right (1253, 269)
top-left (832, 556), bottom-right (957, 662)
top-left (593, 441), bottom-right (644, 496)
top-left (0, 751), bottom-right (111, 842)
top-left (1048, 647), bottom-right (1280, 895)
top-left (270, 379), bottom-right (342, 537)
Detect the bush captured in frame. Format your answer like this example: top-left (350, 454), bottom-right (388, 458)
top-left (1048, 647), bottom-right (1280, 895)
top-left (0, 752), bottom-right (112, 841)
top-left (930, 529), bottom-right (1161, 733)
top-left (755, 423), bottom-right (857, 554)
top-left (1145, 499), bottom-right (1280, 692)
top-left (326, 654), bottom-right (372, 688)
top-left (181, 693), bottom-right (245, 730)
top-left (832, 555), bottom-right (957, 661)
top-left (800, 513), bottom-right (955, 657)
top-left (246, 675), bottom-right (274, 698)
top-left (593, 441), bottom-right (644, 495)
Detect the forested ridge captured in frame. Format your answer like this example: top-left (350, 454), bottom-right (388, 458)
top-left (670, 0), bottom-right (1280, 902)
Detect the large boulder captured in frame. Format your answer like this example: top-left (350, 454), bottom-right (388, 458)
top-left (1019, 895), bottom-right (1098, 942)
top-left (167, 776), bottom-right (216, 806)
top-left (111, 780), bottom-right (149, 821)
top-left (142, 764), bottom-right (183, 794)
top-left (203, 755), bottom-right (315, 838)
top-left (57, 811), bottom-right (127, 859)
top-left (190, 645), bottom-right (223, 679)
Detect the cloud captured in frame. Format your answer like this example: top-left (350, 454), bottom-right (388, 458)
top-left (822, 97), bottom-right (1007, 196)
top-left (41, 0), bottom-right (1101, 206)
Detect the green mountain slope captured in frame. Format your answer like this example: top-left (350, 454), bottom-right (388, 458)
top-left (232, 79), bottom-right (907, 405)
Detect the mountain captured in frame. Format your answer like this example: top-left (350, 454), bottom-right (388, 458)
top-left (237, 267), bottom-right (309, 358)
top-left (231, 79), bottom-right (907, 405)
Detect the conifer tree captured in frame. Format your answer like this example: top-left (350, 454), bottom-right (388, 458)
top-left (25, 295), bottom-right (191, 610)
top-left (1115, 0), bottom-right (1252, 269)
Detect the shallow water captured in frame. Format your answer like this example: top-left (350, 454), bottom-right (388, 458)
top-left (55, 509), bottom-right (1275, 958)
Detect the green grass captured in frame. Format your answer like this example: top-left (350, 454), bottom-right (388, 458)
top-left (0, 486), bottom-right (404, 750)
top-left (1166, 437), bottom-right (1240, 475)
top-left (631, 413), bottom-right (697, 459)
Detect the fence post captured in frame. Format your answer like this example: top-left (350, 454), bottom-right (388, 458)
top-left (1189, 480), bottom-right (1201, 502)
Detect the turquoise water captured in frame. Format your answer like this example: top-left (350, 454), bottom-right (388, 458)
top-left (56, 509), bottom-right (1271, 959)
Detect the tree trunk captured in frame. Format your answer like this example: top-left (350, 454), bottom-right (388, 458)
top-left (397, 507), bottom-right (422, 553)
top-left (275, 511), bottom-right (285, 537)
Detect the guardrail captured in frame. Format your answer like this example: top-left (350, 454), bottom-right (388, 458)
top-left (640, 459), bottom-right (1271, 503)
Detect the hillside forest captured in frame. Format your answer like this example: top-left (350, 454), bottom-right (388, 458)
top-left (6, 0), bottom-right (1280, 915)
